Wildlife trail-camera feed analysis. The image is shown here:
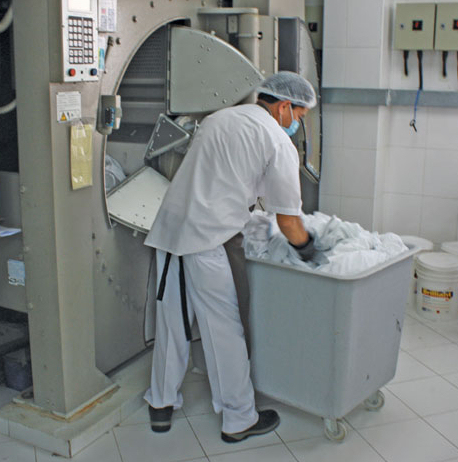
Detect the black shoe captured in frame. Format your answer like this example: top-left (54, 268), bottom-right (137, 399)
top-left (221, 409), bottom-right (280, 443)
top-left (148, 405), bottom-right (173, 432)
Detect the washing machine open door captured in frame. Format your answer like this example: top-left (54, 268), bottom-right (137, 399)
top-left (107, 25), bottom-right (263, 233)
top-left (168, 26), bottom-right (263, 114)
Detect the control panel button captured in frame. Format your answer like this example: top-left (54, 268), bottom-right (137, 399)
top-left (68, 68), bottom-right (76, 77)
top-left (90, 68), bottom-right (97, 76)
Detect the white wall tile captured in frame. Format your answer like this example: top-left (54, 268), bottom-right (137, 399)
top-left (423, 51), bottom-right (458, 92)
top-left (320, 147), bottom-right (343, 195)
top-left (322, 104), bottom-right (344, 148)
top-left (384, 147), bottom-right (425, 195)
top-left (322, 48), bottom-right (346, 87)
top-left (382, 193), bottom-right (422, 235)
top-left (341, 148), bottom-right (377, 198)
top-left (340, 196), bottom-right (374, 230)
top-left (389, 49), bottom-right (420, 90)
top-left (318, 193), bottom-right (341, 216)
top-left (345, 48), bottom-right (382, 88)
top-left (347, 0), bottom-right (383, 48)
top-left (420, 196), bottom-right (458, 244)
top-left (387, 107), bottom-right (428, 148)
top-left (343, 106), bottom-right (379, 149)
top-left (323, 0), bottom-right (347, 48)
top-left (380, 2), bottom-right (393, 88)
top-left (423, 149), bottom-right (458, 198)
top-left (426, 107), bottom-right (458, 150)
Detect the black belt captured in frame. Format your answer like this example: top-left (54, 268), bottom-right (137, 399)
top-left (157, 252), bottom-right (192, 341)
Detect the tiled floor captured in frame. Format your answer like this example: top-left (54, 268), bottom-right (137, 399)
top-left (2, 303), bottom-right (458, 462)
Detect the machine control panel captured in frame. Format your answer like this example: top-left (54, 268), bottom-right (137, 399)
top-left (61, 0), bottom-right (99, 82)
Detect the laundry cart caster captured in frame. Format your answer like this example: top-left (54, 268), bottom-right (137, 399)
top-left (323, 418), bottom-right (347, 442)
top-left (363, 390), bottom-right (385, 411)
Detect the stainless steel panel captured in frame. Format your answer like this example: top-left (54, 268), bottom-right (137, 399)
top-left (107, 166), bottom-right (170, 233)
top-left (168, 26), bottom-right (263, 113)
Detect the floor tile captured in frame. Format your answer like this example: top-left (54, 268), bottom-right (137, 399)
top-left (187, 412), bottom-right (281, 456)
top-left (182, 380), bottom-right (214, 417)
top-left (113, 420), bottom-right (205, 462)
top-left (183, 368), bottom-right (208, 384)
top-left (344, 389), bottom-right (417, 429)
top-left (390, 351), bottom-right (436, 384)
top-left (0, 439), bottom-right (36, 462)
top-left (0, 386), bottom-right (18, 408)
top-left (408, 344), bottom-right (458, 375)
top-left (425, 409), bottom-right (458, 447)
top-left (254, 391), bottom-right (277, 407)
top-left (119, 403), bottom-right (185, 427)
top-left (209, 443), bottom-right (297, 462)
top-left (444, 373), bottom-right (458, 388)
top-left (400, 322), bottom-right (451, 351)
top-left (387, 376), bottom-right (458, 416)
top-left (403, 312), bottom-right (421, 326)
top-left (258, 402), bottom-right (323, 442)
top-left (428, 320), bottom-right (458, 344)
top-left (0, 422), bottom-right (10, 443)
top-left (287, 430), bottom-right (386, 462)
top-left (36, 431), bottom-right (122, 462)
top-left (359, 418), bottom-right (458, 462)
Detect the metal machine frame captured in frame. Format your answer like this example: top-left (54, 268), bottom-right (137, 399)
top-left (0, 0), bottom-right (321, 454)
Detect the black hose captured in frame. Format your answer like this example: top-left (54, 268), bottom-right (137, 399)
top-left (417, 50), bottom-right (423, 90)
top-left (442, 51), bottom-right (448, 78)
top-left (403, 50), bottom-right (409, 76)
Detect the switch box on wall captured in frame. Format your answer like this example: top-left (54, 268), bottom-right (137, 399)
top-left (435, 3), bottom-right (458, 50)
top-left (394, 3), bottom-right (436, 50)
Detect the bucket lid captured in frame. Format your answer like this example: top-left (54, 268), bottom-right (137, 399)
top-left (441, 241), bottom-right (458, 256)
top-left (416, 252), bottom-right (458, 273)
top-left (401, 235), bottom-right (434, 251)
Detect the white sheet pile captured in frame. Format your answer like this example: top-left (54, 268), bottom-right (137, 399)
top-left (242, 211), bottom-right (408, 276)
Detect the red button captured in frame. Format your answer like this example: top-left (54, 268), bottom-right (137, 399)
top-left (68, 68), bottom-right (76, 76)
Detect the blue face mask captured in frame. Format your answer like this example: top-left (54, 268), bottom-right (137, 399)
top-left (282, 105), bottom-right (300, 137)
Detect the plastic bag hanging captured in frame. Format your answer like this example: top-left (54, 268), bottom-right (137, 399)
top-left (70, 119), bottom-right (94, 190)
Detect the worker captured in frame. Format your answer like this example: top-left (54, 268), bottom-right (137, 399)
top-left (143, 71), bottom-right (317, 443)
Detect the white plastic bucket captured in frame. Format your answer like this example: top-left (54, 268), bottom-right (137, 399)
top-left (441, 241), bottom-right (458, 257)
top-left (415, 252), bottom-right (458, 321)
top-left (401, 236), bottom-right (434, 309)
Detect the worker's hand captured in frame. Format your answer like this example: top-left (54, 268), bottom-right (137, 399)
top-left (289, 236), bottom-right (315, 262)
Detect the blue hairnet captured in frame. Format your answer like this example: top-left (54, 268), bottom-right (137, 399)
top-left (257, 71), bottom-right (317, 109)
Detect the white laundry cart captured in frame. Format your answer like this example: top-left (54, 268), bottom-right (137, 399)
top-left (247, 246), bottom-right (416, 441)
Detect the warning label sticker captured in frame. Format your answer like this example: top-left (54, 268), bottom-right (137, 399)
top-left (56, 91), bottom-right (82, 123)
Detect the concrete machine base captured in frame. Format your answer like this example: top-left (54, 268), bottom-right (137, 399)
top-left (0, 352), bottom-right (152, 458)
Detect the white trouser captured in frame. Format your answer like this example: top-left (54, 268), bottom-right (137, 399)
top-left (144, 246), bottom-right (258, 434)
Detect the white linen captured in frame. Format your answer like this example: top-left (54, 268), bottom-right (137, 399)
top-left (242, 211), bottom-right (408, 276)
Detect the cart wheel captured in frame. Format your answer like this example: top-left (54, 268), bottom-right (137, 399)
top-left (364, 390), bottom-right (385, 411)
top-left (323, 418), bottom-right (347, 442)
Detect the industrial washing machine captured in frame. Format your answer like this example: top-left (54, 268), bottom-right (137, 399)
top-left (0, 0), bottom-right (322, 456)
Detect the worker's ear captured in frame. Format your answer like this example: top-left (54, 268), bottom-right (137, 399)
top-left (277, 100), bottom-right (291, 116)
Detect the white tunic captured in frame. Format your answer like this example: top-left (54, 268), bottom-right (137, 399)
top-left (144, 104), bottom-right (302, 255)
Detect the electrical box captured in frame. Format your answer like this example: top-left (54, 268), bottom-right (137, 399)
top-left (435, 3), bottom-right (458, 51)
top-left (305, 5), bottom-right (323, 50)
top-left (61, 0), bottom-right (99, 82)
top-left (394, 3), bottom-right (436, 50)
